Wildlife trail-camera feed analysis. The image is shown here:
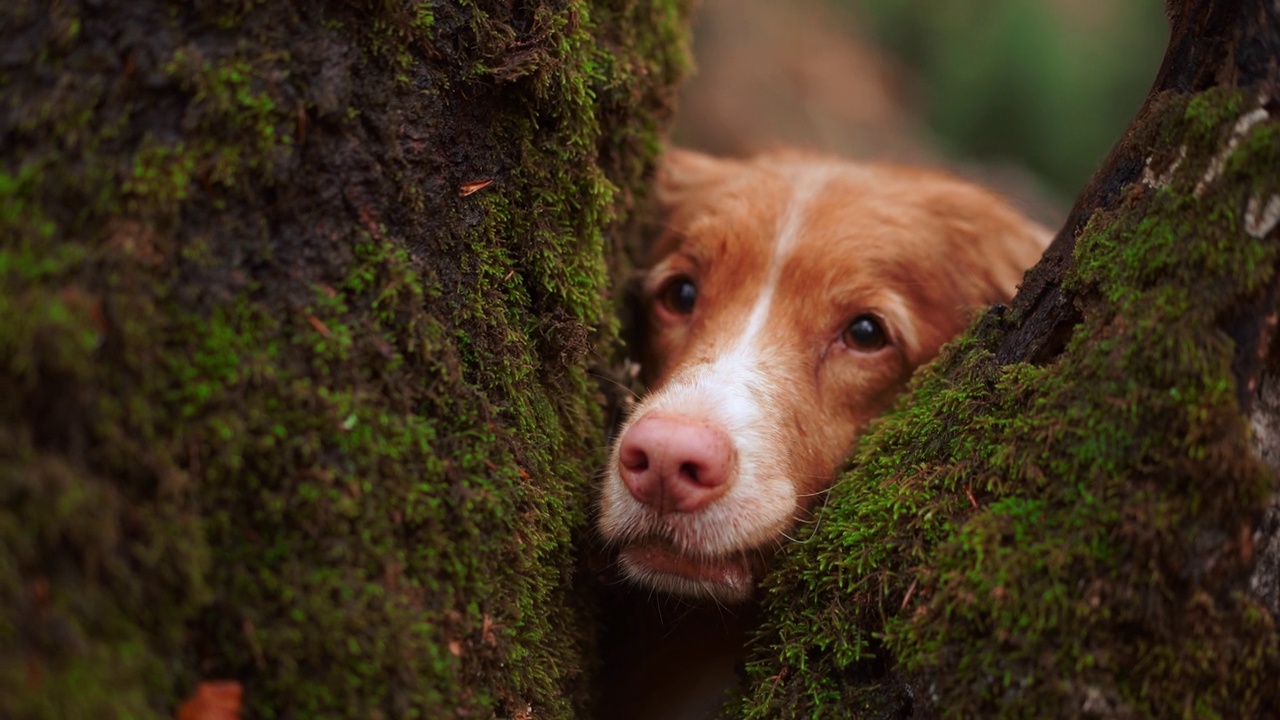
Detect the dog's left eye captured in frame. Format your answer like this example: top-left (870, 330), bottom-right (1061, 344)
top-left (842, 314), bottom-right (888, 351)
top-left (660, 276), bottom-right (698, 315)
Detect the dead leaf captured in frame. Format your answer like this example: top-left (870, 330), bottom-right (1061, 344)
top-left (307, 314), bottom-right (332, 338)
top-left (482, 614), bottom-right (498, 647)
top-left (458, 179), bottom-right (494, 197)
top-left (176, 681), bottom-right (243, 720)
top-left (900, 578), bottom-right (918, 611)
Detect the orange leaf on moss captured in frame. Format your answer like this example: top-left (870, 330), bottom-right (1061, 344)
top-left (177, 681), bottom-right (243, 720)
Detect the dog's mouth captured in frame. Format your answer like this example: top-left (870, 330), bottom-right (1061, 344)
top-left (617, 538), bottom-right (769, 603)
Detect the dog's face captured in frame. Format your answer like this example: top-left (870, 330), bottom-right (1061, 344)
top-left (599, 150), bottom-right (1050, 602)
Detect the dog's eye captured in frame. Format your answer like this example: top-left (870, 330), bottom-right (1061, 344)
top-left (660, 276), bottom-right (698, 315)
top-left (842, 314), bottom-right (888, 351)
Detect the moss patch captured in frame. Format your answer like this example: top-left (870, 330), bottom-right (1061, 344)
top-left (730, 90), bottom-right (1280, 717)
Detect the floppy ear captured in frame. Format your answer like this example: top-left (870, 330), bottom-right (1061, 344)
top-left (926, 184), bottom-right (1054, 308)
top-left (981, 217), bottom-right (1053, 304)
top-left (655, 148), bottom-right (737, 210)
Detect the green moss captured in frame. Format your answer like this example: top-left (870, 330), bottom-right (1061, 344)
top-left (731, 89), bottom-right (1279, 717)
top-left (124, 139), bottom-right (197, 214)
top-left (161, 47), bottom-right (294, 198)
top-left (2, 0), bottom-right (690, 718)
top-left (1184, 88), bottom-right (1246, 137)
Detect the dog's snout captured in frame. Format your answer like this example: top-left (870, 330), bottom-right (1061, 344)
top-left (617, 413), bottom-right (735, 514)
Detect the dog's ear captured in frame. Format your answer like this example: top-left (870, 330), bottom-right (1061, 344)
top-left (923, 182), bottom-right (1054, 309)
top-left (655, 148), bottom-right (736, 210)
top-left (975, 216), bottom-right (1054, 305)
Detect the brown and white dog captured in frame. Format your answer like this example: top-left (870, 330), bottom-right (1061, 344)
top-left (599, 149), bottom-right (1051, 604)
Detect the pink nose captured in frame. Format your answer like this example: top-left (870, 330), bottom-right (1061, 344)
top-left (616, 413), bottom-right (735, 514)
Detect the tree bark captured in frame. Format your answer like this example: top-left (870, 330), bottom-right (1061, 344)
top-left (732, 2), bottom-right (1280, 718)
top-left (0, 1), bottom-right (689, 718)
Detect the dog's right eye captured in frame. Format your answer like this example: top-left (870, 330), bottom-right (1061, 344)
top-left (659, 276), bottom-right (698, 315)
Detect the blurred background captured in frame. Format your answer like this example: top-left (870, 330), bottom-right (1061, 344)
top-left (672, 0), bottom-right (1168, 224)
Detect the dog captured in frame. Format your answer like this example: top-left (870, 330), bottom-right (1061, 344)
top-left (598, 148), bottom-right (1051, 605)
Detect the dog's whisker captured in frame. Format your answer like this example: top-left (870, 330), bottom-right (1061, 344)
top-left (793, 486), bottom-right (835, 499)
top-left (588, 370), bottom-right (643, 400)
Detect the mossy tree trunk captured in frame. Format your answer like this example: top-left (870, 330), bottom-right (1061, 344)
top-left (732, 2), bottom-right (1280, 719)
top-left (1, 1), bottom-right (688, 718)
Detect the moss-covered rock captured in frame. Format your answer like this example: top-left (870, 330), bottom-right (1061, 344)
top-left (730, 20), bottom-right (1280, 720)
top-left (0, 1), bottom-right (689, 717)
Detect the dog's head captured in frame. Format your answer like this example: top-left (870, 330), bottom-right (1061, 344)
top-left (600, 149), bottom-right (1050, 602)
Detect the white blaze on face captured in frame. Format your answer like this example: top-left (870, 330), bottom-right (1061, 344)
top-left (600, 167), bottom-right (839, 560)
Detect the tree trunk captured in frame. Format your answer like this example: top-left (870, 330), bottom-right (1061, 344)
top-left (731, 2), bottom-right (1280, 718)
top-left (0, 1), bottom-right (689, 718)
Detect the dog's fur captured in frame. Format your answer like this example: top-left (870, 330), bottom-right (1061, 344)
top-left (599, 149), bottom-right (1051, 604)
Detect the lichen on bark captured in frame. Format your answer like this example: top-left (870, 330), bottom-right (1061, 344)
top-left (0, 1), bottom-right (690, 718)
